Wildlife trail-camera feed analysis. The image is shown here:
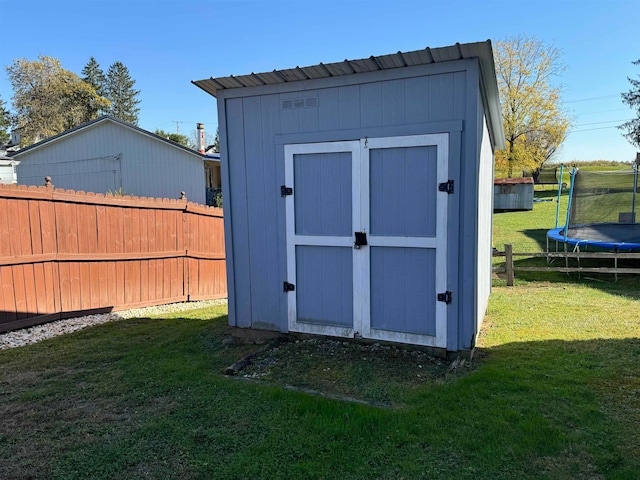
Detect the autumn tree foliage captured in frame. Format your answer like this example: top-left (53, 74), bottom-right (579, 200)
top-left (6, 55), bottom-right (110, 146)
top-left (620, 59), bottom-right (640, 149)
top-left (494, 36), bottom-right (571, 177)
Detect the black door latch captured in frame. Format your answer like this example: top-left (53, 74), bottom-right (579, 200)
top-left (354, 231), bottom-right (368, 249)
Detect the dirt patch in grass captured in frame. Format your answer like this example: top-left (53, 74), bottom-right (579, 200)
top-left (235, 337), bottom-right (474, 407)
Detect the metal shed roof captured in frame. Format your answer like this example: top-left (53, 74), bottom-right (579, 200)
top-left (192, 40), bottom-right (505, 149)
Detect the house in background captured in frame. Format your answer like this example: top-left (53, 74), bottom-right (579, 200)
top-left (1, 135), bottom-right (21, 184)
top-left (204, 152), bottom-right (222, 206)
top-left (0, 154), bottom-right (19, 184)
top-left (194, 40), bottom-right (505, 356)
top-left (11, 116), bottom-right (221, 204)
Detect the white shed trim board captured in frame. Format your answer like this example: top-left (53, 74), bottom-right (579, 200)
top-left (285, 133), bottom-right (449, 348)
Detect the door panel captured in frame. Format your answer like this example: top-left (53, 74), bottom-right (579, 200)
top-left (296, 246), bottom-right (353, 327)
top-left (370, 247), bottom-right (436, 336)
top-left (294, 152), bottom-right (352, 236)
top-left (369, 146), bottom-right (437, 237)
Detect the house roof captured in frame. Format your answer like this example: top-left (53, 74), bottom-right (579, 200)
top-left (0, 155), bottom-right (19, 166)
top-left (12, 116), bottom-right (207, 159)
top-left (204, 153), bottom-right (220, 161)
top-left (192, 40), bottom-right (505, 149)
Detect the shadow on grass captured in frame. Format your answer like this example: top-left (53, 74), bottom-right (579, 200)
top-left (521, 227), bottom-right (550, 251)
top-left (0, 311), bottom-right (639, 478)
top-left (495, 228), bottom-right (640, 295)
top-left (533, 188), bottom-right (564, 200)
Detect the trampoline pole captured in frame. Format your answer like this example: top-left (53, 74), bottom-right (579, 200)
top-left (555, 164), bottom-right (564, 229)
top-left (563, 167), bottom-right (577, 239)
top-left (633, 164), bottom-right (638, 224)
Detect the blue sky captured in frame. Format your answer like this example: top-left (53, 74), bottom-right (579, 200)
top-left (2, 0), bottom-right (639, 163)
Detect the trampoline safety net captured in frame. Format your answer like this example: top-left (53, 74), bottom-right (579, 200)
top-left (569, 169), bottom-right (639, 227)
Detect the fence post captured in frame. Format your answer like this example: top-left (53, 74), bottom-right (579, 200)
top-left (505, 243), bottom-right (514, 286)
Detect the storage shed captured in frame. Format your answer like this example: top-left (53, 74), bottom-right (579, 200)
top-left (193, 40), bottom-right (505, 355)
top-left (494, 177), bottom-right (534, 212)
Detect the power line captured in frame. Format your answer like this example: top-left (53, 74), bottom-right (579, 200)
top-left (573, 108), bottom-right (629, 116)
top-left (567, 125), bottom-right (625, 134)
top-left (565, 94), bottom-right (620, 103)
top-left (171, 120), bottom-right (200, 134)
top-left (573, 118), bottom-right (633, 127)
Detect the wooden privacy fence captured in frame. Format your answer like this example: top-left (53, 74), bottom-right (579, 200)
top-left (0, 183), bottom-right (226, 333)
top-left (494, 243), bottom-right (640, 285)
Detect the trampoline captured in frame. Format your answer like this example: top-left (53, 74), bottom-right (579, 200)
top-left (547, 224), bottom-right (640, 251)
top-left (547, 167), bottom-right (640, 252)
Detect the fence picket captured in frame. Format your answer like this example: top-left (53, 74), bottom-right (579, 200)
top-left (0, 185), bottom-right (225, 332)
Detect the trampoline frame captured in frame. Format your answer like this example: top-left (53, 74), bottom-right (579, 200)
top-left (547, 226), bottom-right (640, 251)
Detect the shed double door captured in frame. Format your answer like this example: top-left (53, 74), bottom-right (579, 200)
top-left (284, 134), bottom-right (449, 348)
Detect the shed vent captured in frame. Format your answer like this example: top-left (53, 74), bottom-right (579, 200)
top-left (281, 97), bottom-right (318, 110)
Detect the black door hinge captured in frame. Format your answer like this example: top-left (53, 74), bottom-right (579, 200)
top-left (438, 180), bottom-right (454, 194)
top-left (283, 281), bottom-right (295, 292)
top-left (437, 291), bottom-right (452, 304)
top-left (281, 185), bottom-right (293, 197)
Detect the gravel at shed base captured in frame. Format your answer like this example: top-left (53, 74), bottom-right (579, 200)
top-left (0, 299), bottom-right (227, 350)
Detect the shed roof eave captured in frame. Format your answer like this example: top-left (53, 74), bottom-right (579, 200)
top-left (193, 40), bottom-right (505, 149)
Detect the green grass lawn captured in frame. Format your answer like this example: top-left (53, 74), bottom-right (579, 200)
top-left (1, 178), bottom-right (640, 478)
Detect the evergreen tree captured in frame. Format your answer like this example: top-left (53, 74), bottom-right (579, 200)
top-left (212, 127), bottom-right (219, 153)
top-left (0, 94), bottom-right (10, 145)
top-left (105, 61), bottom-right (140, 124)
top-left (81, 57), bottom-right (106, 97)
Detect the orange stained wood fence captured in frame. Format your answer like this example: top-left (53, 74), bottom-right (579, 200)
top-left (0, 183), bottom-right (226, 333)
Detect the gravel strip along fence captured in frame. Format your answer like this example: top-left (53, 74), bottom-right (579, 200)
top-left (0, 299), bottom-right (228, 350)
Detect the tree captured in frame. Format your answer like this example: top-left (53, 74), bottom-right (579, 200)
top-left (6, 55), bottom-right (110, 146)
top-left (154, 129), bottom-right (191, 147)
top-left (620, 59), bottom-right (640, 149)
top-left (105, 61), bottom-right (140, 124)
top-left (494, 36), bottom-right (571, 177)
top-left (0, 94), bottom-right (10, 145)
top-left (82, 57), bottom-right (107, 98)
top-left (212, 127), bottom-right (220, 153)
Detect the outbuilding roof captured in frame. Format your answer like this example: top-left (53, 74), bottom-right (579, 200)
top-left (193, 40), bottom-right (505, 149)
top-left (12, 116), bottom-right (206, 159)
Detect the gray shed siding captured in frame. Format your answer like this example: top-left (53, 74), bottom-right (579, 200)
top-left (219, 59), bottom-right (490, 352)
top-left (477, 113), bottom-right (494, 336)
top-left (16, 121), bottom-right (206, 203)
